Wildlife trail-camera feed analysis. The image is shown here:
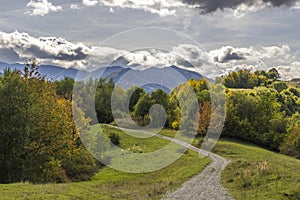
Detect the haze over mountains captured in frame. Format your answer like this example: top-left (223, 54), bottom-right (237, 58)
top-left (0, 61), bottom-right (204, 93)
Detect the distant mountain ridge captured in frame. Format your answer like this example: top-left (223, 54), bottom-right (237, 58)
top-left (0, 61), bottom-right (205, 93)
top-left (0, 62), bottom-right (90, 81)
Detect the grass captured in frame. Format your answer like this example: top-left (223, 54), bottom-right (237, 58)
top-left (213, 138), bottom-right (300, 200)
top-left (99, 125), bottom-right (170, 152)
top-left (3, 125), bottom-right (298, 200)
top-left (134, 127), bottom-right (300, 199)
top-left (0, 126), bottom-right (210, 200)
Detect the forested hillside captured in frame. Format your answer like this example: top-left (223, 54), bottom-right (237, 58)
top-left (55, 67), bottom-right (300, 159)
top-left (1, 63), bottom-right (300, 184)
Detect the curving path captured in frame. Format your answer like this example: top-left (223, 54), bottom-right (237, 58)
top-left (106, 125), bottom-right (233, 200)
top-left (162, 144), bottom-right (232, 200)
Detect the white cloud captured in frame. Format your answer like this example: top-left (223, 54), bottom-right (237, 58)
top-left (208, 45), bottom-right (294, 64)
top-left (26, 0), bottom-right (62, 16)
top-left (79, 0), bottom-right (299, 17)
top-left (292, 1), bottom-right (300, 10)
top-left (0, 30), bottom-right (299, 79)
top-left (81, 0), bottom-right (186, 16)
top-left (205, 45), bottom-right (298, 78)
top-left (82, 0), bottom-right (98, 7)
top-left (0, 31), bottom-right (90, 68)
top-left (277, 62), bottom-right (300, 81)
top-left (70, 4), bottom-right (80, 10)
top-left (233, 0), bottom-right (269, 18)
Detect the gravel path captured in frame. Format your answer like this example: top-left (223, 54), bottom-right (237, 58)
top-left (106, 125), bottom-right (233, 200)
top-left (162, 144), bottom-right (233, 200)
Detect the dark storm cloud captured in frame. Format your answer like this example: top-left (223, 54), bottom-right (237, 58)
top-left (211, 46), bottom-right (247, 63)
top-left (28, 45), bottom-right (88, 61)
top-left (214, 52), bottom-right (245, 63)
top-left (182, 0), bottom-right (297, 13)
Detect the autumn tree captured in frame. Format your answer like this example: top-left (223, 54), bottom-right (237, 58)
top-left (0, 63), bottom-right (98, 183)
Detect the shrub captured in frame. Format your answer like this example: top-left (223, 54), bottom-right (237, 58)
top-left (109, 132), bottom-right (120, 145)
top-left (62, 148), bottom-right (99, 182)
top-left (280, 124), bottom-right (300, 158)
top-left (172, 121), bottom-right (180, 130)
top-left (43, 158), bottom-right (69, 183)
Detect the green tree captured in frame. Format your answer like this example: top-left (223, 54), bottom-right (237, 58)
top-left (55, 77), bottom-right (75, 99)
top-left (0, 63), bottom-right (98, 183)
top-left (95, 78), bottom-right (115, 123)
top-left (133, 93), bottom-right (154, 119)
top-left (267, 68), bottom-right (280, 80)
top-left (127, 87), bottom-right (145, 112)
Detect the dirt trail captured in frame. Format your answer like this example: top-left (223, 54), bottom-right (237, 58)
top-left (162, 143), bottom-right (232, 200)
top-left (106, 125), bottom-right (233, 200)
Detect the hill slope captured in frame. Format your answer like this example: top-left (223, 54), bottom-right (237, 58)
top-left (213, 139), bottom-right (300, 200)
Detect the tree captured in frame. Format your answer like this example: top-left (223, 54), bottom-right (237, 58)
top-left (95, 78), bottom-right (115, 123)
top-left (223, 69), bottom-right (258, 89)
top-left (198, 101), bottom-right (212, 135)
top-left (280, 118), bottom-right (300, 159)
top-left (0, 69), bottom-right (27, 183)
top-left (127, 87), bottom-right (145, 112)
top-left (269, 81), bottom-right (288, 92)
top-left (267, 68), bottom-right (280, 81)
top-left (167, 90), bottom-right (181, 129)
top-left (55, 77), bottom-right (75, 99)
top-left (151, 89), bottom-right (169, 108)
top-left (223, 87), bottom-right (286, 150)
top-left (133, 93), bottom-right (154, 119)
top-left (0, 63), bottom-right (98, 183)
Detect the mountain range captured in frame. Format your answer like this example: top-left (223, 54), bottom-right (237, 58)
top-left (0, 61), bottom-right (205, 93)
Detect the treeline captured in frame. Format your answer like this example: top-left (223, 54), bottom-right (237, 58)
top-left (222, 68), bottom-right (281, 89)
top-left (0, 63), bottom-right (98, 184)
top-left (55, 68), bottom-right (300, 159)
top-left (2, 63), bottom-right (299, 184)
top-left (57, 77), bottom-right (213, 135)
top-left (223, 69), bottom-right (300, 158)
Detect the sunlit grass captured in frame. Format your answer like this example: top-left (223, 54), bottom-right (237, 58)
top-left (0, 127), bottom-right (210, 200)
top-left (213, 139), bottom-right (300, 200)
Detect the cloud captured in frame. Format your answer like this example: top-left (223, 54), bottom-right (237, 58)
top-left (0, 31), bottom-right (90, 68)
top-left (81, 0), bottom-right (186, 16)
top-left (276, 62), bottom-right (300, 81)
top-left (207, 45), bottom-right (298, 79)
top-left (209, 46), bottom-right (247, 63)
top-left (209, 45), bottom-right (294, 64)
top-left (292, 1), bottom-right (300, 9)
top-left (82, 0), bottom-right (98, 7)
top-left (26, 0), bottom-right (62, 16)
top-left (70, 4), bottom-right (80, 10)
top-left (79, 0), bottom-right (298, 17)
top-left (106, 44), bottom-right (298, 79)
top-left (182, 0), bottom-right (297, 14)
top-left (0, 31), bottom-right (130, 69)
top-left (233, 0), bottom-right (268, 17)
top-left (0, 31), bottom-right (299, 79)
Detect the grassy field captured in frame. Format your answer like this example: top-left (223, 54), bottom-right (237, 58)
top-left (213, 139), bottom-right (300, 200)
top-left (2, 125), bottom-right (299, 200)
top-left (0, 125), bottom-right (210, 200)
top-left (156, 128), bottom-right (300, 199)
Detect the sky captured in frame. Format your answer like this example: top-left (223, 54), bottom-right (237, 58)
top-left (0, 0), bottom-right (300, 79)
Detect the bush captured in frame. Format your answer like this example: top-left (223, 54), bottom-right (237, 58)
top-left (43, 158), bottom-right (69, 183)
top-left (172, 121), bottom-right (180, 130)
top-left (62, 148), bottom-right (99, 182)
top-left (280, 123), bottom-right (300, 158)
top-left (109, 132), bottom-right (120, 145)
